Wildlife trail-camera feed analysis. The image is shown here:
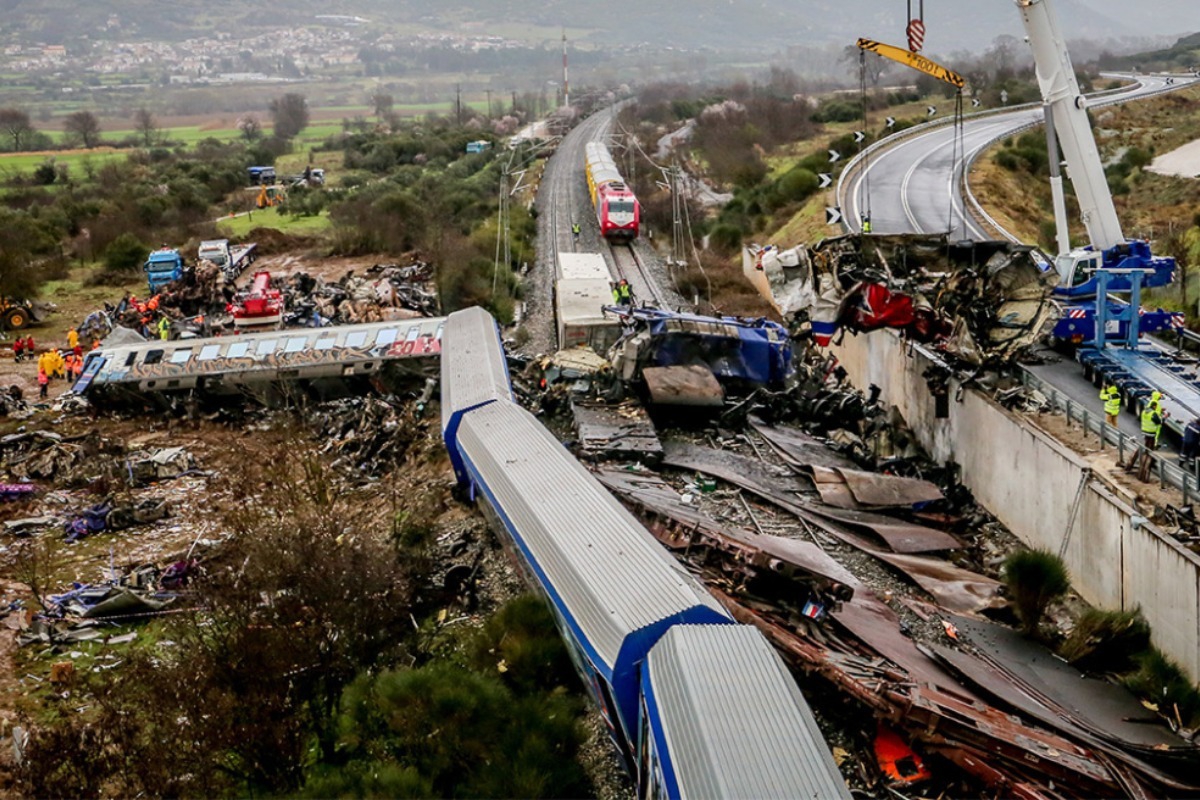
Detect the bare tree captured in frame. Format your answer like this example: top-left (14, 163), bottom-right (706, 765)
top-left (0, 107), bottom-right (34, 151)
top-left (237, 114), bottom-right (263, 142)
top-left (269, 92), bottom-right (309, 139)
top-left (133, 107), bottom-right (158, 147)
top-left (62, 110), bottom-right (102, 148)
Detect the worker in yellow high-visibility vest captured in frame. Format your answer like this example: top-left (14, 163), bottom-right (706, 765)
top-left (1141, 392), bottom-right (1165, 449)
top-left (1100, 383), bottom-right (1120, 427)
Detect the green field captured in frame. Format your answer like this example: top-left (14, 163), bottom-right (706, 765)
top-left (217, 207), bottom-right (331, 237)
top-left (0, 149), bottom-right (127, 180)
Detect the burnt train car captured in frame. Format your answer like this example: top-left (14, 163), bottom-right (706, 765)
top-left (584, 141), bottom-right (640, 240)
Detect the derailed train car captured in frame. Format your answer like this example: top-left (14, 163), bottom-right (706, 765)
top-left (440, 306), bottom-right (849, 799)
top-left (75, 318), bottom-right (445, 406)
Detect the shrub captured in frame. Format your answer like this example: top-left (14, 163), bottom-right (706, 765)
top-left (1059, 607), bottom-right (1151, 672)
top-left (1123, 648), bottom-right (1200, 728)
top-left (102, 232), bottom-right (146, 273)
top-left (1003, 549), bottom-right (1070, 634)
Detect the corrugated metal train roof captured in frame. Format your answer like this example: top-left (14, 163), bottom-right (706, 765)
top-left (647, 625), bottom-right (850, 800)
top-left (440, 307), bottom-right (513, 433)
top-left (457, 401), bottom-right (728, 667)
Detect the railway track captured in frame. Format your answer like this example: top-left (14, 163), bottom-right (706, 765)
top-left (609, 242), bottom-right (666, 307)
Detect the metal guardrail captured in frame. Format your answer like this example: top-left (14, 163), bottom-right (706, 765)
top-left (1018, 365), bottom-right (1200, 506)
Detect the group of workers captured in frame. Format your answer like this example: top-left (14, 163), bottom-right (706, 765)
top-left (611, 278), bottom-right (633, 306)
top-left (1101, 382), bottom-right (1200, 466)
top-left (16, 327), bottom-right (97, 400)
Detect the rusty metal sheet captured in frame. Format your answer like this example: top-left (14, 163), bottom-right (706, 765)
top-left (643, 365), bottom-right (725, 407)
top-left (663, 441), bottom-right (960, 553)
top-left (798, 500), bottom-right (961, 553)
top-left (808, 466), bottom-right (861, 509)
top-left (869, 552), bottom-right (1003, 614)
top-left (831, 467), bottom-right (945, 508)
top-left (661, 440), bottom-right (811, 496)
top-left (594, 467), bottom-right (858, 591)
top-left (950, 616), bottom-right (1199, 761)
top-left (571, 400), bottom-right (662, 460)
top-left (928, 641), bottom-right (1198, 795)
top-left (713, 587), bottom-right (1127, 799)
top-left (750, 418), bottom-right (859, 470)
top-left (833, 596), bottom-right (970, 693)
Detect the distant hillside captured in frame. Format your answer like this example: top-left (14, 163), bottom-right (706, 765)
top-left (1099, 31), bottom-right (1200, 71)
top-left (0, 0), bottom-right (1155, 53)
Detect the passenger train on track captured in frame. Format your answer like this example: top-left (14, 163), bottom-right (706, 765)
top-left (584, 142), bottom-right (640, 240)
top-left (440, 306), bottom-right (848, 799)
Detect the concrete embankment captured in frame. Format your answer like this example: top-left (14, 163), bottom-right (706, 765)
top-left (833, 329), bottom-right (1200, 680)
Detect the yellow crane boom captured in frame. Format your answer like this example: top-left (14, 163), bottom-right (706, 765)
top-left (856, 38), bottom-right (965, 89)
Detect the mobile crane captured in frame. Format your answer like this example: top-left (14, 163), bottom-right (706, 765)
top-left (1016, 0), bottom-right (1197, 432)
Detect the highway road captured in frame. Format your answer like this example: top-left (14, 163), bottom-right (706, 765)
top-left (841, 72), bottom-right (1199, 454)
top-left (843, 75), bottom-right (1196, 239)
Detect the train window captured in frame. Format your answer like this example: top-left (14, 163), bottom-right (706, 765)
top-left (143, 350), bottom-right (163, 365)
top-left (170, 349), bottom-right (192, 364)
top-left (284, 337), bottom-right (307, 353)
top-left (345, 331), bottom-right (368, 348)
top-left (226, 342), bottom-right (250, 359)
top-left (610, 200), bottom-right (635, 214)
top-left (124, 352), bottom-right (137, 367)
top-left (166, 380), bottom-right (180, 388)
top-left (255, 339), bottom-right (278, 356)
top-left (375, 328), bottom-right (399, 346)
top-left (315, 336), bottom-right (337, 350)
top-left (198, 344), bottom-right (222, 361)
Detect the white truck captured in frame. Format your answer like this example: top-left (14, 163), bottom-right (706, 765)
top-left (198, 239), bottom-right (258, 282)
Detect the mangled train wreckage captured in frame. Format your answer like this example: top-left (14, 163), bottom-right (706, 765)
top-left (744, 234), bottom-right (1059, 366)
top-left (75, 318), bottom-right (445, 406)
top-left (440, 306), bottom-right (850, 800)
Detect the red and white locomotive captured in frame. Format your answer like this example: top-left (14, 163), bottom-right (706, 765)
top-left (584, 142), bottom-right (640, 240)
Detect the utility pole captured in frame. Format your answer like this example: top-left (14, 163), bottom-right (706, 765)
top-left (562, 29), bottom-right (569, 109)
top-left (456, 83), bottom-right (462, 125)
top-left (485, 89), bottom-right (493, 120)
top-left (672, 162), bottom-right (687, 267)
top-left (494, 159), bottom-right (512, 296)
top-left (511, 90), bottom-right (518, 115)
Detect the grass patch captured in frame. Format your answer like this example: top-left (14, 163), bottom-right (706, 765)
top-left (1003, 548), bottom-right (1070, 635)
top-left (0, 149), bottom-right (127, 181)
top-left (217, 207), bottom-right (331, 238)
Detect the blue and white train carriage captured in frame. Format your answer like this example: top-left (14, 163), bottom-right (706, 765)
top-left (440, 306), bottom-right (849, 800)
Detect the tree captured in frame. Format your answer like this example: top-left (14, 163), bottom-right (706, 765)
top-left (133, 107), bottom-right (158, 147)
top-left (62, 110), bottom-right (101, 148)
top-left (270, 92), bottom-right (310, 139)
top-left (371, 91), bottom-right (395, 119)
top-left (0, 107), bottom-right (34, 151)
top-left (237, 114), bottom-right (263, 142)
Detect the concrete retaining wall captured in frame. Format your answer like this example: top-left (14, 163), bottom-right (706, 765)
top-left (832, 329), bottom-right (1200, 680)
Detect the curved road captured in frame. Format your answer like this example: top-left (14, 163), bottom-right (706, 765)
top-left (843, 75), bottom-right (1196, 239)
top-left (840, 73), bottom-right (1198, 449)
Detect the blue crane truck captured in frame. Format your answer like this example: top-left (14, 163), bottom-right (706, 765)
top-left (1019, 0), bottom-right (1197, 435)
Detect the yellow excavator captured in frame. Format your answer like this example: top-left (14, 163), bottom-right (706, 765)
top-left (255, 184), bottom-right (286, 209)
